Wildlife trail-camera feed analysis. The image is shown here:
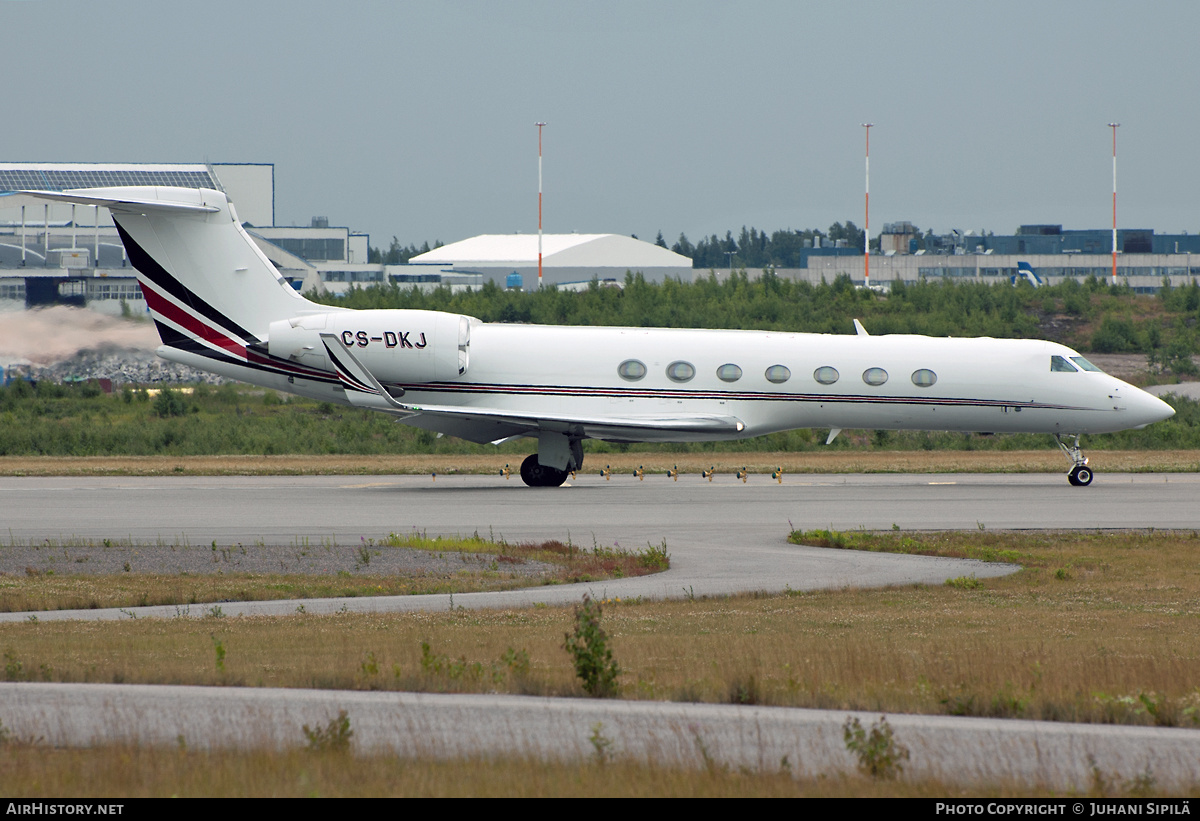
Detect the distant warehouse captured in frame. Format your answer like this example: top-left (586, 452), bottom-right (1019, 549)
top-left (407, 233), bottom-right (694, 290)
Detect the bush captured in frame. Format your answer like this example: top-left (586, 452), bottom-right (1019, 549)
top-left (843, 715), bottom-right (910, 779)
top-left (302, 710), bottom-right (353, 752)
top-left (153, 388), bottom-right (188, 418)
top-left (564, 593), bottom-right (620, 697)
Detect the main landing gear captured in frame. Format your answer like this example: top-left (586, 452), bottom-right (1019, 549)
top-left (518, 432), bottom-right (585, 488)
top-left (519, 454), bottom-right (570, 488)
top-left (1055, 433), bottom-right (1094, 487)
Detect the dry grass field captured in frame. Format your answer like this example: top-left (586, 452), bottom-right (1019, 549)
top-left (2, 529), bottom-right (1198, 796)
top-left (0, 745), bottom-right (1150, 798)
top-left (1, 531), bottom-right (1196, 724)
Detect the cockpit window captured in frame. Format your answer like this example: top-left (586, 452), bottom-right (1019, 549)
top-left (1050, 355), bottom-right (1079, 373)
top-left (1070, 356), bottom-right (1103, 372)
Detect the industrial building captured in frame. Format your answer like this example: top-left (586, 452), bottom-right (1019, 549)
top-left (712, 223), bottom-right (1200, 293)
top-left (5, 160), bottom-right (1197, 309)
top-left (407, 233), bottom-right (693, 289)
top-left (0, 162), bottom-right (688, 309)
top-left (0, 162), bottom-right (377, 312)
top-left (773, 222), bottom-right (1200, 292)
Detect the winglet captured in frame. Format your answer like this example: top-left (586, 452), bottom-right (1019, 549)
top-left (319, 333), bottom-right (410, 412)
top-left (853, 319), bottom-right (869, 336)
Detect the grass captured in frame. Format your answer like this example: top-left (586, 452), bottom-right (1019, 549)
top-left (3, 528), bottom-right (1200, 796)
top-left (0, 534), bottom-right (671, 612)
top-left (8, 744), bottom-right (1177, 798)
top-left (1, 530), bottom-right (1198, 727)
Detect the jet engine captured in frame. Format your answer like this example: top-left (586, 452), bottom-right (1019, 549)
top-left (267, 309), bottom-right (476, 383)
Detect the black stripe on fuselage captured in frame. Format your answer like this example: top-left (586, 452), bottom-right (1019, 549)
top-left (382, 380), bottom-right (1089, 412)
top-left (164, 341), bottom-right (341, 387)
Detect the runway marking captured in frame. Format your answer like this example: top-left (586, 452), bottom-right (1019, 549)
top-left (927, 481), bottom-right (957, 485)
top-left (339, 482), bottom-right (399, 489)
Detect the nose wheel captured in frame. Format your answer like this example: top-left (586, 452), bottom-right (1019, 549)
top-left (1056, 434), bottom-right (1093, 487)
top-left (1068, 464), bottom-right (1093, 486)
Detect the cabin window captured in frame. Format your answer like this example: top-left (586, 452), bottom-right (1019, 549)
top-left (863, 367), bottom-right (889, 386)
top-left (618, 359), bottom-right (647, 381)
top-left (765, 365), bottom-right (791, 384)
top-left (666, 361), bottom-right (696, 383)
top-left (911, 369), bottom-right (937, 388)
top-left (813, 366), bottom-right (839, 385)
top-left (1070, 356), bottom-right (1102, 372)
top-left (1050, 355), bottom-right (1078, 373)
top-left (716, 363), bottom-right (743, 383)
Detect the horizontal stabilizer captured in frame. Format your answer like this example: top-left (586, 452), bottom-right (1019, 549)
top-left (20, 188), bottom-right (221, 215)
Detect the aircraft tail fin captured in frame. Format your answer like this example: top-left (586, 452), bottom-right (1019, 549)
top-left (22, 186), bottom-right (315, 355)
top-left (1014, 260), bottom-right (1043, 288)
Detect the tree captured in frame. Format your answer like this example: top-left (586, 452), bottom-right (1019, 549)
top-left (828, 221), bottom-right (865, 252)
top-left (385, 236), bottom-right (402, 265)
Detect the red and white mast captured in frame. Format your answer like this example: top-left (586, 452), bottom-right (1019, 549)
top-left (536, 121), bottom-right (546, 289)
top-left (1108, 122), bottom-right (1119, 284)
top-left (862, 123), bottom-right (873, 288)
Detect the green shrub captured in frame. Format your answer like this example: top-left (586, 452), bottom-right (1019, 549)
top-left (843, 715), bottom-right (910, 780)
top-left (153, 388), bottom-right (188, 418)
top-left (564, 594), bottom-right (620, 698)
top-left (302, 710), bottom-right (353, 753)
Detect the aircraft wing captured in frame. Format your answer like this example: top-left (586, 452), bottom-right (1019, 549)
top-left (319, 333), bottom-right (745, 444)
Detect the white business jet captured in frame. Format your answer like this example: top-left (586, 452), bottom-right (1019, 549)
top-left (25, 187), bottom-right (1174, 487)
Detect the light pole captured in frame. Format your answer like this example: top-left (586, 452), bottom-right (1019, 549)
top-left (1108, 122), bottom-right (1119, 284)
top-left (862, 123), bottom-right (873, 289)
top-left (536, 122), bottom-right (547, 289)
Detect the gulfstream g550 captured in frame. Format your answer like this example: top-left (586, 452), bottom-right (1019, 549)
top-left (25, 187), bottom-right (1174, 487)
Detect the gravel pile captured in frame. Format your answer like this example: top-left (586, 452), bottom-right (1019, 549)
top-left (11, 349), bottom-right (223, 386)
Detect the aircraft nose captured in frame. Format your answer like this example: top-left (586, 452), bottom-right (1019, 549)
top-left (1128, 388), bottom-right (1175, 428)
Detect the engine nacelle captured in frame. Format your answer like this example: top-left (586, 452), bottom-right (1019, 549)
top-left (267, 309), bottom-right (477, 383)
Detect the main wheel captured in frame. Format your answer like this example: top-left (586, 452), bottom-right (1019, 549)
top-left (1068, 465), bottom-right (1093, 487)
top-left (519, 454), bottom-right (569, 488)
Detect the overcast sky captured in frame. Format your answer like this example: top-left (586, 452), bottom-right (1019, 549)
top-left (6, 0), bottom-right (1199, 248)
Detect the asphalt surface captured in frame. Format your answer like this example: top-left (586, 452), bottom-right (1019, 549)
top-left (1147, 381), bottom-right (1200, 401)
top-left (2, 471), bottom-right (1198, 788)
top-left (6, 470), bottom-right (1199, 543)
top-left (3, 683), bottom-right (1198, 790)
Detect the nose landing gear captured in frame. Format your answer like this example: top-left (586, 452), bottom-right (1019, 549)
top-left (1068, 464), bottom-right (1094, 486)
top-left (1056, 434), bottom-right (1093, 486)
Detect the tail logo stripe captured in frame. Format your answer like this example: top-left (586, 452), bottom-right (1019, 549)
top-left (140, 279), bottom-right (247, 359)
top-left (115, 219), bottom-right (258, 344)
